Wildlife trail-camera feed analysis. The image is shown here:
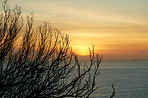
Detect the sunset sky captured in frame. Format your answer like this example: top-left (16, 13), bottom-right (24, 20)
top-left (2, 0), bottom-right (148, 60)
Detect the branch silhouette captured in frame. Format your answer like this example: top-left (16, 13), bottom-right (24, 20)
top-left (0, 1), bottom-right (103, 97)
top-left (110, 84), bottom-right (115, 98)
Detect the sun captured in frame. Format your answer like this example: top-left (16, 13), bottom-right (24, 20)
top-left (72, 45), bottom-right (90, 56)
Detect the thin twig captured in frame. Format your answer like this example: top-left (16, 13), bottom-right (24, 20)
top-left (110, 84), bottom-right (115, 98)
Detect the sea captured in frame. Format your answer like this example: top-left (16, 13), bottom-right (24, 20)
top-left (90, 60), bottom-right (148, 98)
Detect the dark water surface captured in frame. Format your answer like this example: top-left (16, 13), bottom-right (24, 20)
top-left (90, 60), bottom-right (148, 98)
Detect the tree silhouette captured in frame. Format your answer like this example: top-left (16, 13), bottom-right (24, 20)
top-left (0, 1), bottom-right (102, 97)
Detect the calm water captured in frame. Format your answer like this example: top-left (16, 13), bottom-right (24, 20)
top-left (91, 60), bottom-right (148, 98)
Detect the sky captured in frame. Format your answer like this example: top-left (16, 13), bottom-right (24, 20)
top-left (1, 0), bottom-right (148, 60)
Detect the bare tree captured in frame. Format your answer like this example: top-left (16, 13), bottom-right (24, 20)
top-left (0, 1), bottom-right (102, 97)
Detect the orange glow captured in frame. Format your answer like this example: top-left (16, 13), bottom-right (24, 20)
top-left (8, 0), bottom-right (148, 60)
top-left (72, 45), bottom-right (89, 56)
